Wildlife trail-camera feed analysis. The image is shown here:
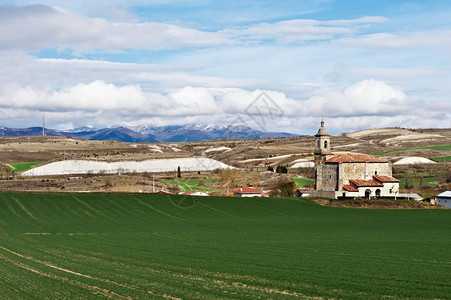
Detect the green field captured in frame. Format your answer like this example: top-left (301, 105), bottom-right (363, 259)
top-left (0, 193), bottom-right (450, 299)
top-left (374, 144), bottom-right (451, 155)
top-left (9, 162), bottom-right (41, 173)
top-left (291, 177), bottom-right (314, 187)
top-left (161, 178), bottom-right (215, 192)
top-left (430, 155), bottom-right (451, 162)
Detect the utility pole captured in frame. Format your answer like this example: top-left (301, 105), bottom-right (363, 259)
top-left (42, 112), bottom-right (45, 136)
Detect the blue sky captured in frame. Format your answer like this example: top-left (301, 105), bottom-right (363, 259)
top-left (0, 0), bottom-right (450, 134)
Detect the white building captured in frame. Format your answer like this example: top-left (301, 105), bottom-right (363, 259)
top-left (436, 191), bottom-right (451, 208)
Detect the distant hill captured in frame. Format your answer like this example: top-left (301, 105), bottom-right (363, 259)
top-left (0, 124), bottom-right (297, 143)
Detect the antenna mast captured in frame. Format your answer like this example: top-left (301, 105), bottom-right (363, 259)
top-left (42, 112), bottom-right (45, 137)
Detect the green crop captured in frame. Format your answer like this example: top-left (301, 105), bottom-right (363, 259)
top-left (0, 193), bottom-right (450, 299)
top-left (291, 177), bottom-right (314, 187)
top-left (9, 162), bottom-right (41, 173)
top-left (374, 144), bottom-right (451, 155)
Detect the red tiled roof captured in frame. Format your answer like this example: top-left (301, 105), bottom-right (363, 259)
top-left (343, 184), bottom-right (358, 192)
top-left (373, 175), bottom-right (399, 183)
top-left (349, 179), bottom-right (384, 187)
top-left (326, 154), bottom-right (387, 163)
top-left (232, 187), bottom-right (262, 194)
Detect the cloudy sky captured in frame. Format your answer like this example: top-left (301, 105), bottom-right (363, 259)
top-left (1, 0), bottom-right (450, 134)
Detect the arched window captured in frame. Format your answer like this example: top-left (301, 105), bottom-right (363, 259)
top-left (375, 189), bottom-right (381, 198)
top-left (324, 140), bottom-right (328, 149)
top-left (365, 189), bottom-right (371, 199)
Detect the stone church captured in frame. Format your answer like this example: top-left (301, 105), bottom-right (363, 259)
top-left (311, 121), bottom-right (399, 199)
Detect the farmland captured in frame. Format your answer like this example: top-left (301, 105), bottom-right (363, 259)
top-left (374, 144), bottom-right (451, 156)
top-left (0, 193), bottom-right (450, 299)
top-left (9, 162), bottom-right (41, 173)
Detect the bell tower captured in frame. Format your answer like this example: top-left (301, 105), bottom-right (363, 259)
top-left (314, 120), bottom-right (330, 156)
top-left (314, 120), bottom-right (330, 190)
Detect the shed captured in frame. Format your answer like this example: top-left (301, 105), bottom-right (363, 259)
top-left (436, 191), bottom-right (451, 208)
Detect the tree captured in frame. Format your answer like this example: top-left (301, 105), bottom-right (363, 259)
top-left (270, 179), bottom-right (295, 197)
top-left (177, 166), bottom-right (181, 178)
top-left (267, 166), bottom-right (274, 172)
top-left (276, 165), bottom-right (288, 173)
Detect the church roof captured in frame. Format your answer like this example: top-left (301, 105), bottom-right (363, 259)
top-left (373, 175), bottom-right (399, 183)
top-left (349, 179), bottom-right (384, 187)
top-left (343, 184), bottom-right (359, 192)
top-left (326, 153), bottom-right (387, 163)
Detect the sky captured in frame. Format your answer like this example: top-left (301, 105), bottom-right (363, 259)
top-left (0, 0), bottom-right (451, 135)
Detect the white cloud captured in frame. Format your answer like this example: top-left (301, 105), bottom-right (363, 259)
top-left (1, 78), bottom-right (449, 133)
top-left (339, 30), bottom-right (451, 49)
top-left (0, 4), bottom-right (389, 53)
top-left (0, 4), bottom-right (228, 52)
top-left (222, 16), bottom-right (387, 43)
top-left (301, 79), bottom-right (409, 117)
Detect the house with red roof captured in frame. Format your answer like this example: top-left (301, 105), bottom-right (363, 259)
top-left (232, 186), bottom-right (263, 197)
top-left (311, 121), bottom-right (399, 199)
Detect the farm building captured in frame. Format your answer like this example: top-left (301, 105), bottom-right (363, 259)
top-left (436, 191), bottom-right (451, 208)
top-left (310, 121), bottom-right (399, 199)
top-left (233, 186), bottom-right (262, 197)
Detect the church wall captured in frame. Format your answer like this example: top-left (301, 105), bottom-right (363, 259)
top-left (321, 164), bottom-right (338, 191)
top-left (340, 162), bottom-right (392, 183)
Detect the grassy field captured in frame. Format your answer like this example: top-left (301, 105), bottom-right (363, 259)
top-left (374, 144), bottom-right (451, 155)
top-left (0, 193), bottom-right (450, 299)
top-left (396, 171), bottom-right (445, 188)
top-left (291, 177), bottom-right (314, 187)
top-left (9, 162), bottom-right (40, 173)
top-left (430, 155), bottom-right (451, 162)
top-left (161, 178), bottom-right (215, 192)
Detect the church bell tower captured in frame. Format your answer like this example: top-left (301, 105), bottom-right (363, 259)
top-left (314, 120), bottom-right (330, 190)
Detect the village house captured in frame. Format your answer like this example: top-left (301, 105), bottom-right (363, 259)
top-left (233, 186), bottom-right (263, 197)
top-left (310, 121), bottom-right (399, 199)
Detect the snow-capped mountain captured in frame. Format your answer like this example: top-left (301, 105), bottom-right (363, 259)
top-left (1, 124), bottom-right (297, 142)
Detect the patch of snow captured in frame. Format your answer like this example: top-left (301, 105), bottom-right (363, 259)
top-left (130, 144), bottom-right (138, 148)
top-left (291, 157), bottom-right (313, 163)
top-left (239, 154), bottom-right (293, 163)
top-left (333, 143), bottom-right (360, 149)
top-left (204, 146), bottom-right (232, 153)
top-left (381, 134), bottom-right (442, 144)
top-left (170, 147), bottom-right (182, 152)
top-left (291, 162), bottom-right (315, 168)
top-left (148, 145), bottom-right (163, 153)
top-left (393, 157), bottom-right (438, 165)
top-left (21, 158), bottom-right (234, 176)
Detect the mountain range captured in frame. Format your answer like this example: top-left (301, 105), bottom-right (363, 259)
top-left (0, 124), bottom-right (297, 143)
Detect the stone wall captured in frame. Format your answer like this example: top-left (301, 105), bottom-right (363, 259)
top-left (321, 163), bottom-right (338, 191)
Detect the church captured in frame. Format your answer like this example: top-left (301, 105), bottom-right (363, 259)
top-left (311, 121), bottom-right (399, 199)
